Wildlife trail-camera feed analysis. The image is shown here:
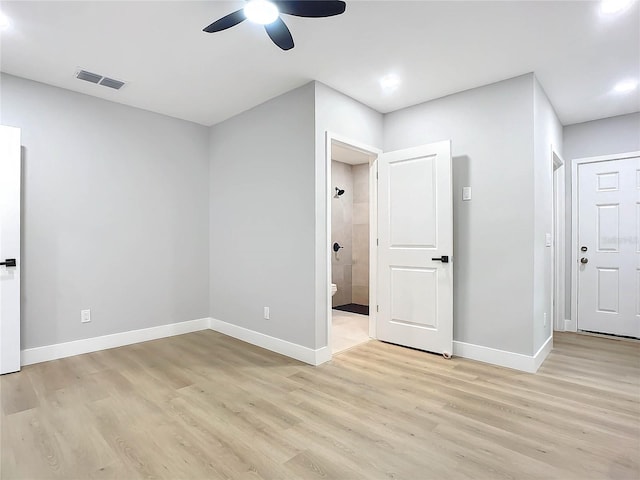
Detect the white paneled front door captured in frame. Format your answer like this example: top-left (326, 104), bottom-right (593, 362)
top-left (377, 141), bottom-right (453, 355)
top-left (0, 126), bottom-right (21, 375)
top-left (577, 156), bottom-right (640, 338)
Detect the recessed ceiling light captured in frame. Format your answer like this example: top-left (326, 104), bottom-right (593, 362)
top-left (380, 74), bottom-right (401, 92)
top-left (0, 11), bottom-right (10, 29)
top-left (244, 0), bottom-right (279, 25)
top-left (600, 0), bottom-right (633, 14)
top-left (613, 79), bottom-right (639, 93)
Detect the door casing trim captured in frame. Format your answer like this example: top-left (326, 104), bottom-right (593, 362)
top-left (325, 132), bottom-right (382, 357)
top-left (570, 151), bottom-right (640, 332)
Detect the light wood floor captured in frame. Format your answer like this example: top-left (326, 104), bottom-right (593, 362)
top-left (1, 332), bottom-right (638, 479)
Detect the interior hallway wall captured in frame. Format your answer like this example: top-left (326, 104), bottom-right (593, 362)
top-left (532, 76), bottom-right (563, 352)
top-left (314, 82), bottom-right (383, 348)
top-left (0, 73), bottom-right (210, 349)
top-left (209, 83), bottom-right (317, 348)
top-left (383, 74), bottom-right (537, 355)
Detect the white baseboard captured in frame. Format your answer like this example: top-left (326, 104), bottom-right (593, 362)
top-left (210, 318), bottom-right (330, 366)
top-left (20, 316), bottom-right (331, 368)
top-left (314, 346), bottom-right (331, 365)
top-left (19, 316), bottom-right (555, 373)
top-left (21, 317), bottom-right (211, 366)
top-left (453, 335), bottom-right (553, 374)
top-left (532, 335), bottom-right (553, 372)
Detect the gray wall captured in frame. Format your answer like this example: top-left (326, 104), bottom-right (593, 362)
top-left (563, 113), bottom-right (640, 160)
top-left (384, 74), bottom-right (536, 355)
top-left (563, 112), bottom-right (640, 320)
top-left (0, 74), bottom-right (210, 349)
top-left (533, 77), bottom-right (563, 352)
top-left (208, 83), bottom-right (317, 348)
top-left (314, 82), bottom-right (384, 347)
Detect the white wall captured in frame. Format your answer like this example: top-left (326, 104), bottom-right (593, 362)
top-left (384, 74), bottom-right (536, 355)
top-left (533, 77), bottom-right (563, 351)
top-left (563, 112), bottom-right (640, 321)
top-left (314, 82), bottom-right (383, 348)
top-left (208, 83), bottom-right (317, 348)
top-left (0, 73), bottom-right (210, 349)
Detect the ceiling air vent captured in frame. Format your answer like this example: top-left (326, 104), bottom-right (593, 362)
top-left (75, 69), bottom-right (126, 90)
top-left (99, 77), bottom-right (125, 90)
top-left (76, 70), bottom-right (102, 84)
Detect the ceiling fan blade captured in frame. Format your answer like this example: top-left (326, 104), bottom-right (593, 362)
top-left (275, 1), bottom-right (346, 18)
top-left (264, 18), bottom-right (294, 50)
top-left (203, 9), bottom-right (246, 33)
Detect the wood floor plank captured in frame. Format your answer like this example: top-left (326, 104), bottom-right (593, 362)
top-left (1, 331), bottom-right (638, 479)
top-left (0, 371), bottom-right (39, 416)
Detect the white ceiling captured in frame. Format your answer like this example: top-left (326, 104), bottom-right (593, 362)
top-left (1, 1), bottom-right (638, 126)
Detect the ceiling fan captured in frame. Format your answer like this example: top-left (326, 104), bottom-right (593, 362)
top-left (203, 0), bottom-right (347, 51)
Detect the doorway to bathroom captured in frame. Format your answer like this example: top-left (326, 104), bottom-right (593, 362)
top-left (329, 137), bottom-right (379, 354)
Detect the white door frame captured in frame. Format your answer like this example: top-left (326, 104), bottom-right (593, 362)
top-left (552, 146), bottom-right (566, 332)
top-left (325, 132), bottom-right (382, 355)
top-left (570, 150), bottom-right (640, 332)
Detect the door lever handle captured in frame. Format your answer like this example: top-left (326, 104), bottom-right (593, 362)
top-left (0, 258), bottom-right (16, 267)
top-left (431, 256), bottom-right (449, 263)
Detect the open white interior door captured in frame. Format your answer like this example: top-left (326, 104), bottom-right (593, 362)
top-left (0, 125), bottom-right (21, 375)
top-left (377, 140), bottom-right (453, 355)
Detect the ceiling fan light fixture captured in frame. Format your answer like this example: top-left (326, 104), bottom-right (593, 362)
top-left (244, 0), bottom-right (280, 25)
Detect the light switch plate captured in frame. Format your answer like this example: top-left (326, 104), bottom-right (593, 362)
top-left (545, 233), bottom-right (552, 247)
top-left (462, 187), bottom-right (472, 201)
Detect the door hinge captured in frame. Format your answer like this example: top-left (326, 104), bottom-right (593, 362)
top-left (376, 305), bottom-right (379, 312)
top-left (376, 238), bottom-right (379, 246)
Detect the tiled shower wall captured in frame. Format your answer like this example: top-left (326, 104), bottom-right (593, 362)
top-left (331, 160), bottom-right (369, 307)
top-left (351, 164), bottom-right (370, 306)
top-left (331, 161), bottom-right (353, 306)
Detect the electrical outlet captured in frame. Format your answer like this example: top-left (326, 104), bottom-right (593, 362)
top-left (81, 309), bottom-right (91, 323)
top-left (543, 312), bottom-right (548, 328)
top-left (263, 307), bottom-right (270, 320)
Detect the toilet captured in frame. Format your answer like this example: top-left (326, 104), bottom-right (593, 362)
top-left (331, 283), bottom-right (337, 296)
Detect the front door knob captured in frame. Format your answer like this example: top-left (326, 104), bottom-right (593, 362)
top-left (580, 257), bottom-right (588, 264)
